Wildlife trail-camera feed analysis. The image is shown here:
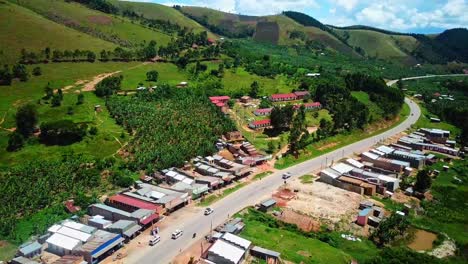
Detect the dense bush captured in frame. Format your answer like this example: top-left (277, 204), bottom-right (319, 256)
top-left (40, 120), bottom-right (87, 145)
top-left (94, 75), bottom-right (123, 97)
top-left (0, 155), bottom-right (102, 241)
top-left (345, 73), bottom-right (404, 119)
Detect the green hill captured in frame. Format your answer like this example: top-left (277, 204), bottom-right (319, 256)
top-left (0, 1), bottom-right (116, 64)
top-left (10, 0), bottom-right (172, 47)
top-left (108, 0), bottom-right (216, 38)
top-left (179, 7), bottom-right (356, 55)
top-left (332, 28), bottom-right (418, 63)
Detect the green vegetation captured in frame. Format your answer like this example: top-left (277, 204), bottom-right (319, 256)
top-left (0, 1), bottom-right (117, 64)
top-left (199, 182), bottom-right (247, 207)
top-left (109, 0), bottom-right (213, 36)
top-left (411, 159), bottom-right (468, 246)
top-left (299, 174), bottom-right (314, 183)
top-left (239, 208), bottom-right (382, 263)
top-left (0, 241), bottom-right (17, 262)
top-left (0, 154), bottom-right (113, 242)
top-left (12, 0), bottom-right (172, 47)
top-left (352, 91), bottom-right (384, 121)
top-left (106, 86), bottom-right (236, 171)
top-left (275, 103), bottom-right (410, 169)
top-left (253, 171), bottom-right (272, 180)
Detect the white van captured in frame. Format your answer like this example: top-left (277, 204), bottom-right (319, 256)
top-left (149, 235), bottom-right (161, 246)
top-left (171, 229), bottom-right (183, 239)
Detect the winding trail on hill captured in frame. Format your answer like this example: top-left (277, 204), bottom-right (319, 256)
top-left (124, 74), bottom-right (467, 264)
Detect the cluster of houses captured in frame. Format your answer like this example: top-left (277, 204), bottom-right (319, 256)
top-left (320, 128), bottom-right (460, 228)
top-left (201, 218), bottom-right (280, 264)
top-left (249, 91), bottom-right (322, 129)
top-left (11, 131), bottom-right (272, 264)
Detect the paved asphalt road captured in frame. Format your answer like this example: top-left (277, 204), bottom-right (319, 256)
top-left (130, 75), bottom-right (466, 263)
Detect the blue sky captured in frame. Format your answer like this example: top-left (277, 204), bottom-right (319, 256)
top-left (125, 0), bottom-right (468, 33)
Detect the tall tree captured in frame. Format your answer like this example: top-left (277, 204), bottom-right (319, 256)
top-left (15, 104), bottom-right (38, 137)
top-left (249, 81), bottom-right (260, 98)
top-left (415, 169), bottom-right (432, 192)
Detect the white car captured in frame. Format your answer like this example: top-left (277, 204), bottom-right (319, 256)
top-left (149, 235), bottom-right (161, 246)
top-left (171, 229), bottom-right (183, 239)
top-left (282, 172), bottom-right (292, 179)
top-left (204, 208), bottom-right (214, 215)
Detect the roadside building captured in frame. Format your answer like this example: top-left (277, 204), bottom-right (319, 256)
top-left (105, 220), bottom-right (141, 241)
top-left (107, 194), bottom-right (162, 216)
top-left (319, 168), bottom-right (341, 185)
top-left (11, 257), bottom-right (40, 264)
top-left (253, 108), bottom-right (273, 116)
top-left (250, 246), bottom-right (281, 264)
top-left (88, 215), bottom-right (112, 229)
top-left (249, 119), bottom-right (271, 129)
top-left (269, 93), bottom-right (298, 102)
top-left (258, 198), bottom-right (277, 212)
top-left (170, 181), bottom-right (210, 199)
top-left (46, 233), bottom-right (82, 256)
top-left (88, 204), bottom-right (157, 227)
top-left (206, 233), bottom-right (251, 264)
top-left (132, 183), bottom-right (190, 212)
top-left (331, 163), bottom-right (354, 175)
top-left (17, 241), bottom-right (42, 258)
top-left (338, 176), bottom-right (376, 196)
top-left (76, 230), bottom-right (124, 264)
top-left (387, 150), bottom-right (425, 169)
top-left (419, 128), bottom-right (450, 143)
top-left (345, 158), bottom-right (365, 169)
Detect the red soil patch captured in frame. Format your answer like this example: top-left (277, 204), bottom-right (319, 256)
top-left (273, 188), bottom-right (296, 206)
top-left (88, 15), bottom-right (112, 25)
top-left (276, 208), bottom-right (320, 232)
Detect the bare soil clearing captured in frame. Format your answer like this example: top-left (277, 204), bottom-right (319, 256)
top-left (285, 180), bottom-right (363, 223)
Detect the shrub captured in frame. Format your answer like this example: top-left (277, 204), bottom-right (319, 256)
top-left (32, 67), bottom-right (42, 76)
top-left (6, 132), bottom-right (25, 152)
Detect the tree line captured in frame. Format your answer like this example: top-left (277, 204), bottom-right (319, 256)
top-left (345, 73), bottom-right (405, 119)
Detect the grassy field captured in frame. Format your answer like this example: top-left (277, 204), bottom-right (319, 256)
top-left (351, 91), bottom-right (384, 121)
top-left (0, 62), bottom-right (140, 167)
top-left (120, 62), bottom-right (189, 89)
top-left (11, 0), bottom-right (172, 46)
top-left (275, 102), bottom-right (410, 169)
top-left (410, 159), bottom-right (468, 245)
top-left (332, 28), bottom-right (417, 62)
top-left (412, 102), bottom-right (460, 135)
top-left (239, 208), bottom-right (378, 264)
top-left (0, 1), bottom-right (117, 64)
top-left (109, 0), bottom-right (215, 38)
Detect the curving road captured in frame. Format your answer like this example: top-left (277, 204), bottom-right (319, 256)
top-left (129, 78), bottom-right (426, 264)
top-left (386, 73), bottom-right (467, 87)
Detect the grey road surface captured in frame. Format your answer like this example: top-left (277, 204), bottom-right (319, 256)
top-left (130, 78), bottom-right (427, 264)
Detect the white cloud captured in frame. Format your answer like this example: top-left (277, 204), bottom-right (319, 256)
top-left (234, 0), bottom-right (319, 16)
top-left (193, 0), bottom-right (236, 12)
top-left (354, 0), bottom-right (468, 31)
top-left (329, 0), bottom-right (359, 11)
